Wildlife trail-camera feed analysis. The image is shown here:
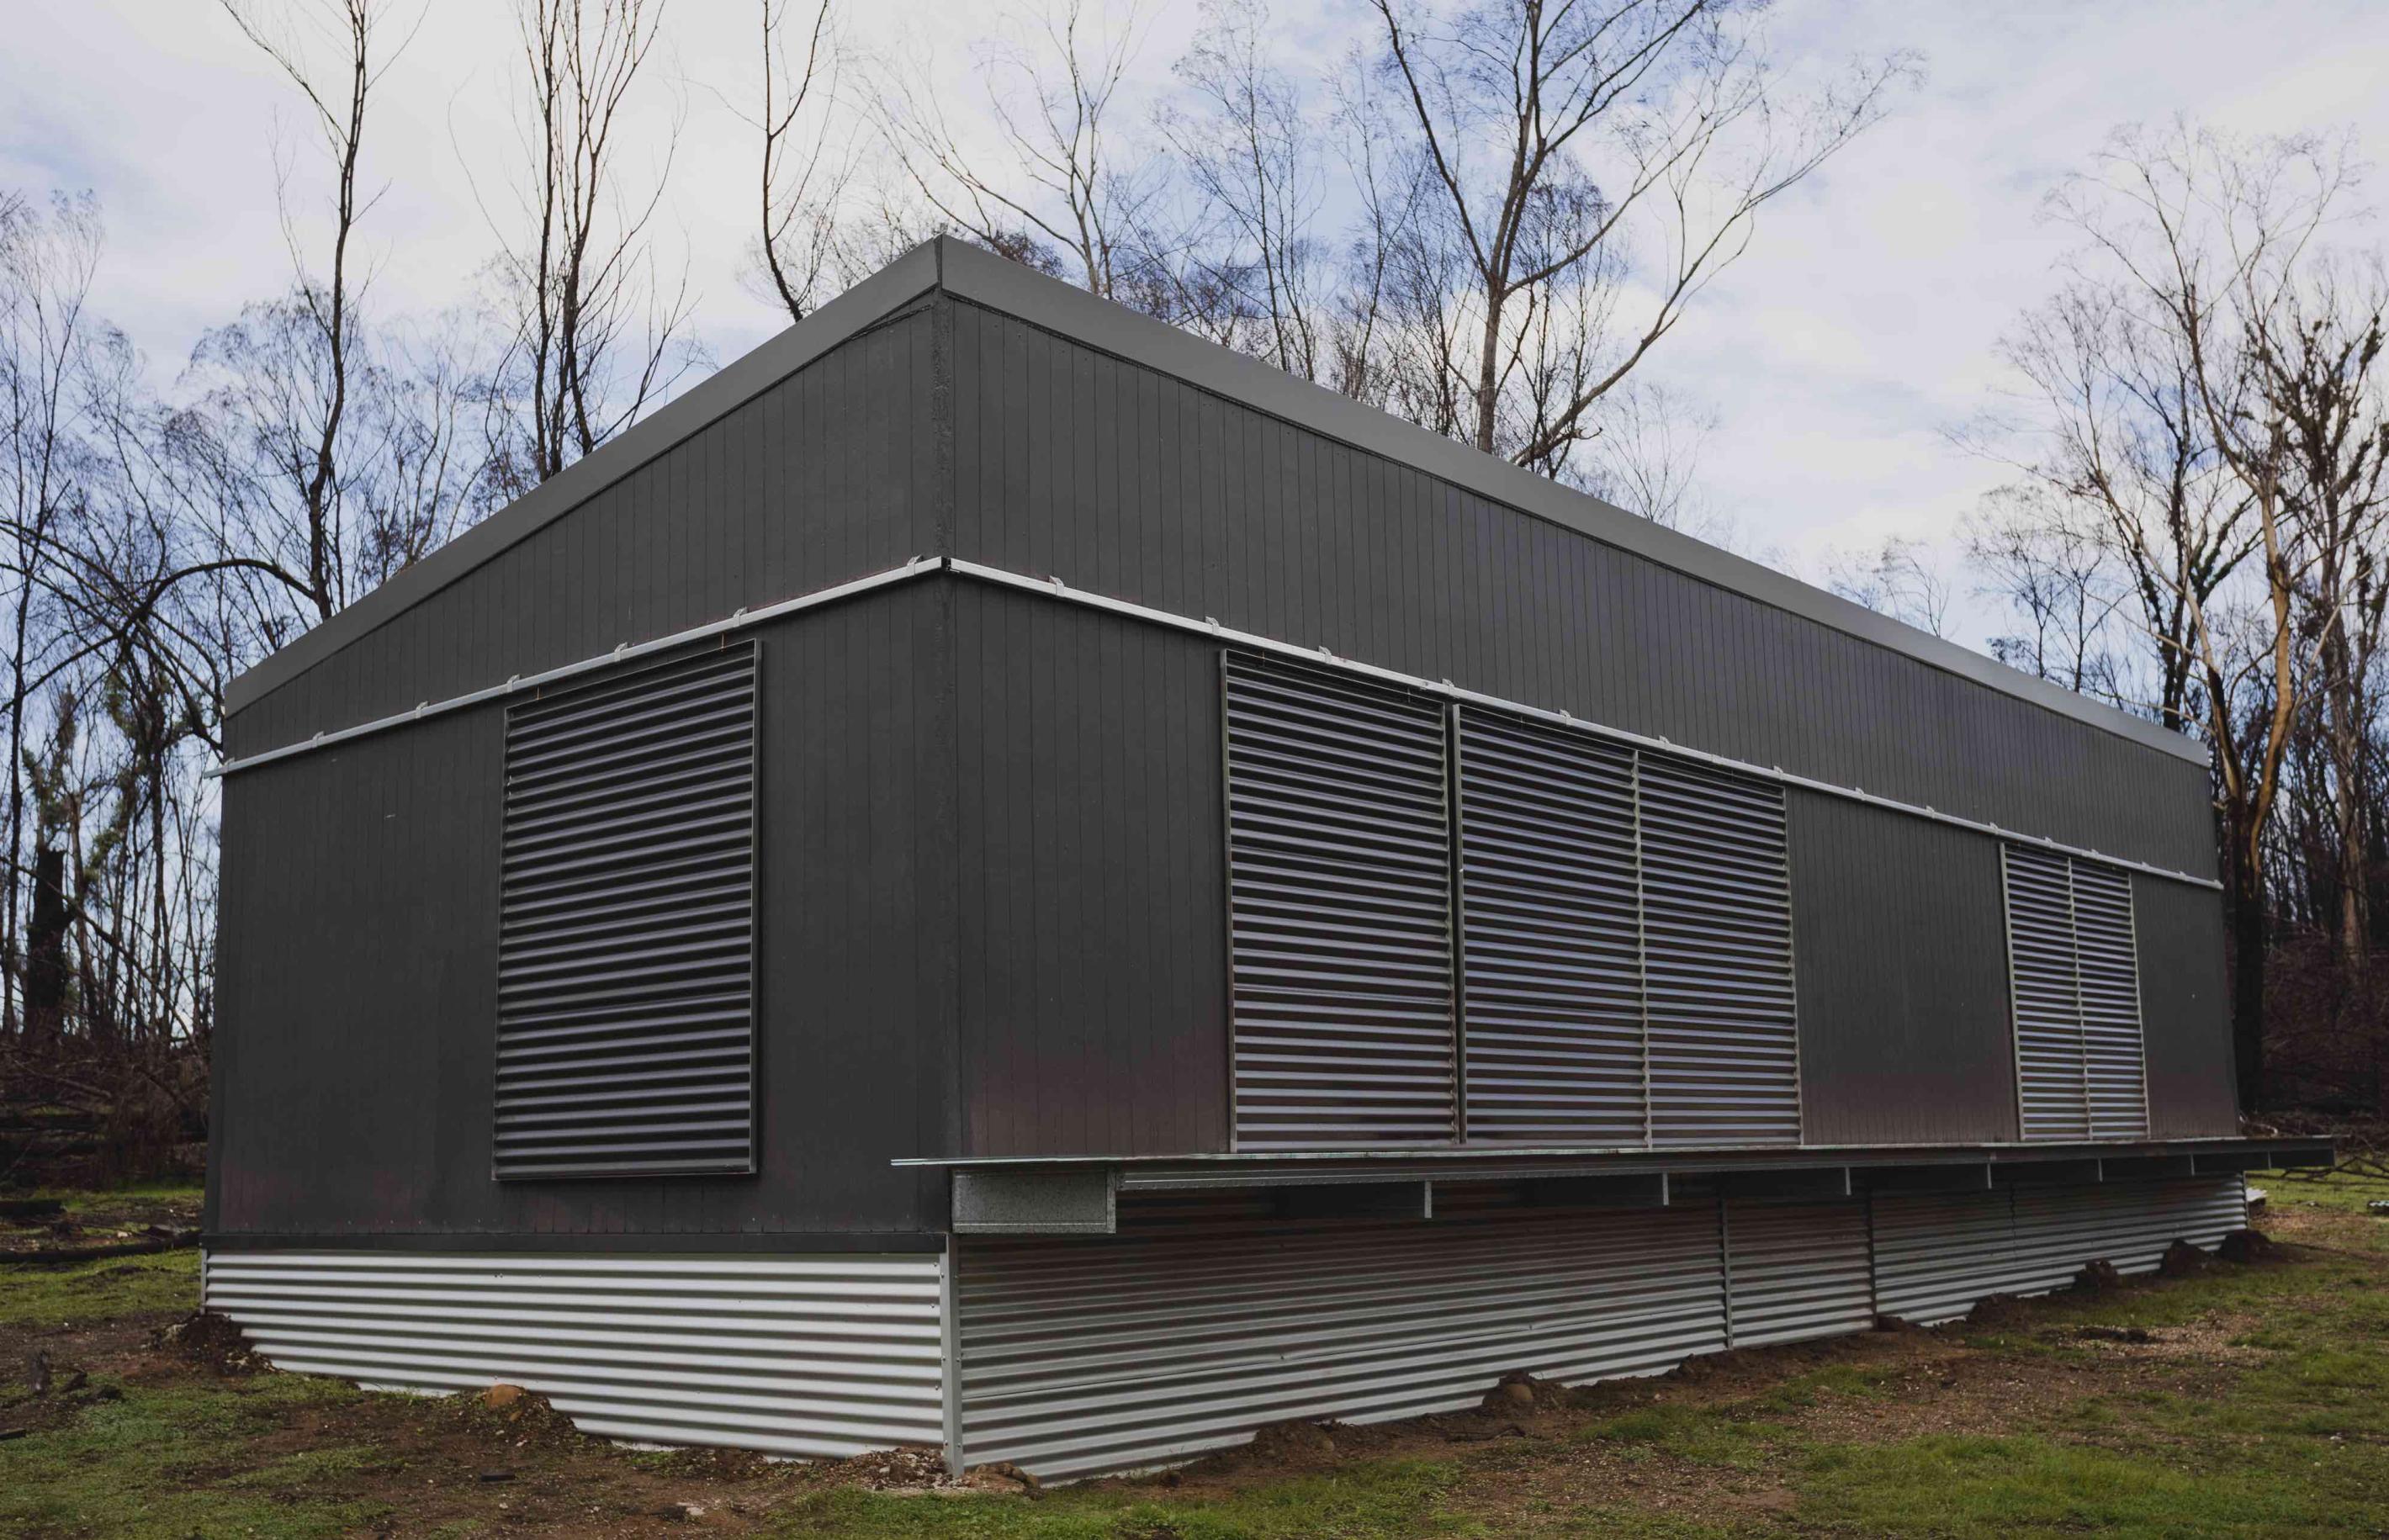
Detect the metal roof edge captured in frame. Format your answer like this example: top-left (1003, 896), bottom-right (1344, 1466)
top-left (892, 1134), bottom-right (2326, 1168)
top-left (931, 237), bottom-right (2208, 768)
top-left (222, 241), bottom-right (944, 715)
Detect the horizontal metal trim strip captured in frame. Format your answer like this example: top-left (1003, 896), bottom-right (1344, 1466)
top-left (896, 1135), bottom-right (2328, 1172)
top-left (209, 558), bottom-right (938, 776)
top-left (954, 559), bottom-right (2217, 888)
top-left (213, 556), bottom-right (2214, 886)
top-left (202, 1231), bottom-right (949, 1253)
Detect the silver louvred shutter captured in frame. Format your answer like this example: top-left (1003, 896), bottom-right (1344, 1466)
top-left (2072, 862), bottom-right (2148, 1138)
top-left (1224, 654), bottom-right (1454, 1147)
top-left (2003, 844), bottom-right (2146, 1141)
top-left (1638, 753), bottom-right (1799, 1146)
top-left (495, 643), bottom-right (759, 1177)
top-left (1452, 707), bottom-right (1645, 1144)
top-left (2002, 844), bottom-right (2086, 1140)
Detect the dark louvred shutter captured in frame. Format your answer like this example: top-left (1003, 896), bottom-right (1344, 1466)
top-left (1224, 655), bottom-right (1454, 1147)
top-left (2003, 844), bottom-right (2146, 1141)
top-left (1452, 708), bottom-right (1646, 1145)
top-left (495, 643), bottom-right (759, 1177)
top-left (1638, 753), bottom-right (1800, 1147)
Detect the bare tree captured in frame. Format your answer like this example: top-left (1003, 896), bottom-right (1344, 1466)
top-left (480, 0), bottom-right (702, 491)
top-left (1963, 484), bottom-right (2128, 699)
top-left (1576, 378), bottom-right (1724, 534)
top-left (0, 192), bottom-right (105, 1040)
top-left (215, 0), bottom-right (416, 622)
top-left (1825, 534), bottom-right (1949, 638)
top-left (1357, 0), bottom-right (1911, 474)
top-left (877, 0), bottom-right (1167, 299)
top-left (2257, 258), bottom-right (2389, 985)
top-left (2025, 119), bottom-right (2373, 1106)
top-left (740, 0), bottom-right (851, 323)
top-left (1155, 0), bottom-right (1330, 373)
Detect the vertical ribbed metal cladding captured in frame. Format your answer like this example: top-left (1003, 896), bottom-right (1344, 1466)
top-left (956, 1190), bottom-right (1725, 1479)
top-left (495, 643), bottom-right (760, 1178)
top-left (1638, 753), bottom-right (1799, 1146)
top-left (1452, 707), bottom-right (1645, 1144)
top-left (1724, 1197), bottom-right (1874, 1347)
top-left (201, 1249), bottom-right (946, 1457)
top-left (1872, 1175), bottom-right (2243, 1325)
top-left (1223, 654), bottom-right (1455, 1147)
top-left (2003, 844), bottom-right (2148, 1142)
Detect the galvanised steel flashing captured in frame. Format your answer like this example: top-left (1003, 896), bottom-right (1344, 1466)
top-left (891, 1134), bottom-right (2332, 1181)
top-left (945, 559), bottom-right (2224, 890)
top-left (200, 1230), bottom-right (950, 1253)
top-left (210, 556), bottom-right (2223, 892)
top-left (226, 236), bottom-right (2203, 770)
top-left (204, 559), bottom-right (940, 778)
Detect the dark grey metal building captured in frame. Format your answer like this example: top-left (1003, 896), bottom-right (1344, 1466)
top-left (201, 237), bottom-right (2318, 1479)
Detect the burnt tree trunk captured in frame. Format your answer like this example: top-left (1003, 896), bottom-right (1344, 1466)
top-left (22, 845), bottom-right (70, 1050)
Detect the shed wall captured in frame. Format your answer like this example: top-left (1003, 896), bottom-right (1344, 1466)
top-left (2133, 873), bottom-right (2240, 1136)
top-left (209, 587), bottom-right (950, 1241)
top-left (1788, 792), bottom-right (2019, 1146)
top-left (950, 585), bottom-right (1229, 1156)
top-left (225, 307), bottom-right (942, 761)
top-left (946, 298), bottom-right (2213, 880)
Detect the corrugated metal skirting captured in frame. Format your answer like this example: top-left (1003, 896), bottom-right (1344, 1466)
top-left (202, 1250), bottom-right (945, 1458)
top-left (956, 1191), bottom-right (1730, 1479)
top-left (1873, 1176), bottom-right (2244, 1324)
top-left (957, 1173), bottom-right (2246, 1479)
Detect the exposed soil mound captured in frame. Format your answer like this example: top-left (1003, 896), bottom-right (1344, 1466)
top-left (2072, 1259), bottom-right (2125, 1294)
top-left (2218, 1228), bottom-right (2282, 1264)
top-left (827, 1444), bottom-right (955, 1490)
top-left (1965, 1292), bottom-right (2031, 1326)
top-left (151, 1310), bottom-right (262, 1375)
top-left (440, 1385), bottom-right (588, 1451)
top-left (2158, 1240), bottom-right (2213, 1278)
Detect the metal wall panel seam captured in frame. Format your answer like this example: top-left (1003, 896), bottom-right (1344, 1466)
top-left (940, 1245), bottom-right (964, 1476)
top-left (202, 1250), bottom-right (948, 1458)
top-left (943, 560), bottom-right (2220, 890)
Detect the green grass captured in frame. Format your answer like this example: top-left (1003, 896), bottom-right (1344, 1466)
top-left (0, 1373), bottom-right (389, 1539)
top-left (0, 1247), bottom-right (198, 1328)
top-left (762, 1461), bottom-right (1477, 1539)
top-left (2252, 1163), bottom-right (2389, 1217)
top-left (28, 1181), bottom-right (205, 1213)
top-left (1793, 1432), bottom-right (2365, 1537)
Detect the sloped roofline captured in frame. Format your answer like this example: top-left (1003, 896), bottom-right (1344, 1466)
top-left (224, 237), bottom-right (2205, 765)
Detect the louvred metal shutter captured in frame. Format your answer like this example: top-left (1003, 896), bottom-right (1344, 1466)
top-left (1639, 753), bottom-right (1800, 1146)
top-left (2072, 862), bottom-right (2148, 1139)
top-left (2003, 844), bottom-right (2147, 1141)
top-left (1224, 655), bottom-right (1454, 1147)
top-left (495, 643), bottom-right (759, 1177)
top-left (1452, 707), bottom-right (1645, 1145)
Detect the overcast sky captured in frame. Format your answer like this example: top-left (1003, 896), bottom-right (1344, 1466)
top-left (7, 1), bottom-right (2389, 653)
